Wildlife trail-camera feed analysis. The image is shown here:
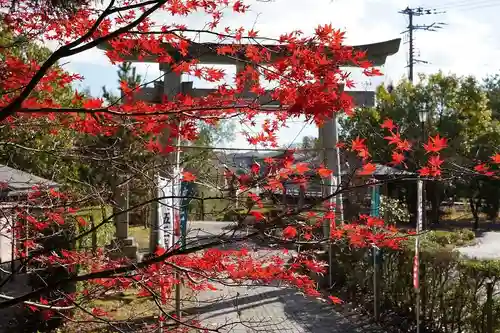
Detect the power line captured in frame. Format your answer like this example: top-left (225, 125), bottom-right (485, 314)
top-left (177, 145), bottom-right (326, 152)
top-left (399, 7), bottom-right (447, 83)
top-left (434, 0), bottom-right (499, 11)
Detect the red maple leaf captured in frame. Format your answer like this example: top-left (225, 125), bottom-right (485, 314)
top-left (428, 155), bottom-right (444, 168)
top-left (358, 163), bottom-right (377, 176)
top-left (396, 139), bottom-right (412, 152)
top-left (418, 167), bottom-right (430, 177)
top-left (283, 226), bottom-right (298, 239)
top-left (335, 141), bottom-right (346, 149)
top-left (295, 163), bottom-right (310, 175)
top-left (250, 211), bottom-right (265, 221)
top-left (351, 137), bottom-right (366, 151)
top-left (384, 132), bottom-right (401, 146)
top-left (491, 153), bottom-right (500, 164)
top-left (328, 295), bottom-right (343, 304)
top-left (317, 165), bottom-right (333, 178)
top-left (380, 118), bottom-right (396, 131)
top-left (182, 171), bottom-right (196, 182)
top-left (423, 134), bottom-right (448, 153)
top-left (250, 162), bottom-right (261, 174)
top-left (474, 164), bottom-right (490, 173)
top-left (390, 151), bottom-right (405, 166)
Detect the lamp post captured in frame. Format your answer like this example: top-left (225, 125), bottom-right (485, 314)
top-left (414, 105), bottom-right (429, 333)
top-left (418, 107), bottom-right (428, 230)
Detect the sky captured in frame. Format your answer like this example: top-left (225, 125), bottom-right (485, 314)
top-left (59, 0), bottom-right (500, 150)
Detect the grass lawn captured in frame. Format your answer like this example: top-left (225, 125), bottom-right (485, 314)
top-left (62, 287), bottom-right (196, 333)
top-left (129, 225), bottom-right (150, 251)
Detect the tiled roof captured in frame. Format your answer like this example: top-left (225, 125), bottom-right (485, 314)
top-left (0, 165), bottom-right (59, 197)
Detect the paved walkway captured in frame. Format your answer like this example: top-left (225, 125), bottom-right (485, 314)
top-left (457, 231), bottom-right (500, 259)
top-left (187, 283), bottom-right (376, 333)
top-left (184, 221), bottom-right (381, 333)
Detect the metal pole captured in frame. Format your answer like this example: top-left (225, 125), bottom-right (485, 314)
top-left (421, 122), bottom-right (427, 230)
top-left (373, 245), bottom-right (380, 322)
top-left (486, 277), bottom-right (493, 333)
top-left (408, 9), bottom-right (414, 83)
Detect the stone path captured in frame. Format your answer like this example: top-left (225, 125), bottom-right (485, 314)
top-left (186, 282), bottom-right (376, 333)
top-left (185, 221), bottom-right (381, 333)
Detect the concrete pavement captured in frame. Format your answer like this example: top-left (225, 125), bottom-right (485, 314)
top-left (457, 231), bottom-right (500, 259)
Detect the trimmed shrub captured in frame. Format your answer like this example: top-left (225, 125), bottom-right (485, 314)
top-left (325, 238), bottom-right (500, 333)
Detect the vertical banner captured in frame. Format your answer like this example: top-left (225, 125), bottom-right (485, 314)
top-left (172, 167), bottom-right (182, 240)
top-left (158, 175), bottom-right (174, 249)
top-left (179, 180), bottom-right (193, 247)
top-left (370, 184), bottom-right (380, 217)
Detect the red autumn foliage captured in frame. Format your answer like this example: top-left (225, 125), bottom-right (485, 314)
top-left (2, 1), bottom-right (497, 331)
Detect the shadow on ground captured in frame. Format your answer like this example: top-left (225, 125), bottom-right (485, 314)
top-left (182, 283), bottom-right (382, 333)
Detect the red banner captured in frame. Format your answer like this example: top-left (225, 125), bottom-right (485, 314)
top-left (413, 255), bottom-right (419, 289)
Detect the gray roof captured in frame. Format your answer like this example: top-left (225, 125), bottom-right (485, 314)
top-left (0, 165), bottom-right (59, 197)
top-left (372, 164), bottom-right (415, 177)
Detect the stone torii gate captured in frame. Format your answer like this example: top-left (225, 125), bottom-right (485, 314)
top-left (97, 37), bottom-right (401, 258)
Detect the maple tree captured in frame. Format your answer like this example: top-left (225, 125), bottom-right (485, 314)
top-left (0, 0), bottom-right (496, 332)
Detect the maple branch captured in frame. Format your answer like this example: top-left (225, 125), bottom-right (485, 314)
top-left (130, 28), bottom-right (281, 43)
top-left (0, 174), bottom-right (414, 309)
top-left (0, 293), bottom-right (74, 311)
top-left (0, 0), bottom-right (167, 122)
top-left (17, 103), bottom-right (286, 116)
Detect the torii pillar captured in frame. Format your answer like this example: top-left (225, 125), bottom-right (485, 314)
top-left (319, 39), bottom-right (401, 287)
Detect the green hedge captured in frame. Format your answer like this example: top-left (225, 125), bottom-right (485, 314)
top-left (327, 235), bottom-right (500, 333)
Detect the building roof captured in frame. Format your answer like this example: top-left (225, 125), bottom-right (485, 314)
top-left (0, 165), bottom-right (59, 197)
top-left (372, 164), bottom-right (415, 177)
top-left (98, 38), bottom-right (401, 67)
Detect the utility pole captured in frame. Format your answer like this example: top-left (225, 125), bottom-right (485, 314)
top-left (399, 7), bottom-right (446, 83)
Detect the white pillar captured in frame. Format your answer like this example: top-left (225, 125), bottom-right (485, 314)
top-left (320, 115), bottom-right (344, 223)
top-left (149, 65), bottom-right (182, 252)
top-left (319, 111), bottom-right (344, 289)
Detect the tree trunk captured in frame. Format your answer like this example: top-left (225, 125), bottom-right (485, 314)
top-left (469, 197), bottom-right (480, 230)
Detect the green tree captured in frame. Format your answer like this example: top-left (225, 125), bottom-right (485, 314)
top-left (340, 72), bottom-right (499, 227)
top-left (0, 24), bottom-right (82, 189)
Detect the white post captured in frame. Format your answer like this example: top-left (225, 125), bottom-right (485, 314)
top-left (415, 179), bottom-right (423, 333)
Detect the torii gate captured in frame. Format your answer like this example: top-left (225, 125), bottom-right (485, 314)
top-left (97, 37), bottom-right (401, 257)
